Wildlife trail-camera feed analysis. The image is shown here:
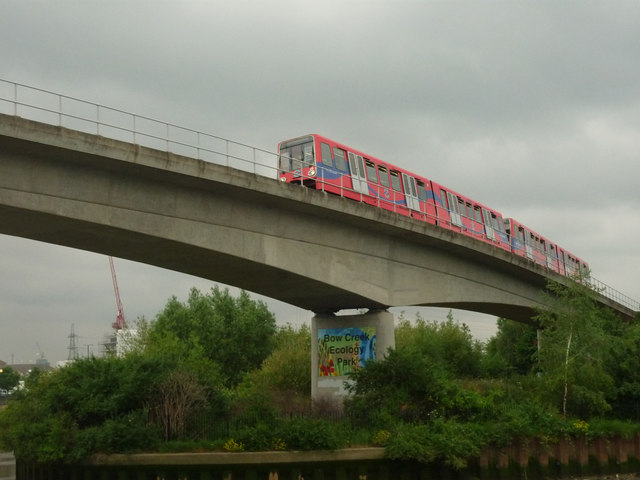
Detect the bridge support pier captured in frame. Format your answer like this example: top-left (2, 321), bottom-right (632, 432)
top-left (311, 310), bottom-right (395, 404)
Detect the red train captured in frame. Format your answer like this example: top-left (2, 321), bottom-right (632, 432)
top-left (278, 134), bottom-right (588, 277)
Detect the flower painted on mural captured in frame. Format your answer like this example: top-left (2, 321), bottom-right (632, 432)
top-left (319, 358), bottom-right (336, 376)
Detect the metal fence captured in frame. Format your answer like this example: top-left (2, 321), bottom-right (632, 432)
top-left (0, 79), bottom-right (280, 179)
top-left (1, 78), bottom-right (638, 313)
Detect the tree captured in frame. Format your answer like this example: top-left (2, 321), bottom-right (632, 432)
top-left (344, 311), bottom-right (488, 428)
top-left (483, 318), bottom-right (538, 377)
top-left (395, 310), bottom-right (483, 377)
top-left (602, 315), bottom-right (640, 418)
top-left (149, 286), bottom-right (277, 387)
top-left (148, 369), bottom-right (208, 441)
top-left (0, 366), bottom-right (20, 392)
top-left (534, 274), bottom-right (618, 418)
top-left (0, 355), bottom-right (166, 462)
top-left (236, 324), bottom-right (312, 420)
top-left (344, 347), bottom-right (483, 428)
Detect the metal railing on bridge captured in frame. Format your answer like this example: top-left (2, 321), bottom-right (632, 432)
top-left (1, 78), bottom-right (638, 313)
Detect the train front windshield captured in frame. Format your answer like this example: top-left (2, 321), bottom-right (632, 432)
top-left (278, 137), bottom-right (315, 173)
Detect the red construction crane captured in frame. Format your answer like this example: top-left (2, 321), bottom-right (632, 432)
top-left (108, 256), bottom-right (126, 330)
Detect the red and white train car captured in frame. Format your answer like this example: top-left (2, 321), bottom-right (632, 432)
top-left (278, 134), bottom-right (587, 277)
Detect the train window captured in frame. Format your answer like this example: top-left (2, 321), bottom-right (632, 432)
top-left (278, 138), bottom-right (315, 171)
top-left (320, 143), bottom-right (333, 167)
top-left (417, 180), bottom-right (428, 201)
top-left (447, 192), bottom-right (458, 213)
top-left (490, 213), bottom-right (501, 231)
top-left (278, 151), bottom-right (292, 172)
top-left (365, 159), bottom-right (378, 183)
top-left (357, 155), bottom-right (366, 177)
top-left (378, 165), bottom-right (390, 188)
top-left (390, 170), bottom-right (402, 191)
top-left (349, 152), bottom-right (366, 177)
top-left (441, 190), bottom-right (448, 208)
top-left (458, 198), bottom-right (466, 216)
top-left (465, 201), bottom-right (473, 218)
top-left (473, 206), bottom-right (482, 222)
top-left (334, 148), bottom-right (348, 172)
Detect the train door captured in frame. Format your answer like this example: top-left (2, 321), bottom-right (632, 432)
top-left (347, 152), bottom-right (368, 195)
top-left (446, 192), bottom-right (463, 228)
top-left (525, 231), bottom-right (534, 260)
top-left (401, 173), bottom-right (421, 210)
top-left (564, 252), bottom-right (576, 276)
top-left (546, 242), bottom-right (555, 269)
top-left (513, 225), bottom-right (526, 256)
top-left (481, 207), bottom-right (496, 241)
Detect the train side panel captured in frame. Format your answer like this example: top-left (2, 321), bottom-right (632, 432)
top-left (314, 136), bottom-right (435, 221)
top-left (279, 134), bottom-right (583, 277)
top-left (432, 181), bottom-right (510, 250)
top-left (504, 218), bottom-right (588, 274)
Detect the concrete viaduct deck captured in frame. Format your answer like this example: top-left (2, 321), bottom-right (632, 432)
top-left (0, 114), bottom-right (634, 323)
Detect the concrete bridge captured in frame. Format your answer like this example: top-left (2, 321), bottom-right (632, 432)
top-left (0, 113), bottom-right (636, 323)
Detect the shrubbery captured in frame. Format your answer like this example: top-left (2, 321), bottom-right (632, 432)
top-left (3, 282), bottom-right (640, 468)
top-left (386, 420), bottom-right (485, 469)
top-left (0, 355), bottom-right (165, 462)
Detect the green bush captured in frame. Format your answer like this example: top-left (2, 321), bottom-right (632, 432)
top-left (385, 424), bottom-right (437, 464)
top-left (0, 409), bottom-right (75, 463)
top-left (345, 347), bottom-right (484, 427)
top-left (72, 410), bottom-right (160, 459)
top-left (278, 417), bottom-right (346, 451)
top-left (222, 438), bottom-right (245, 452)
top-left (386, 420), bottom-right (486, 469)
top-left (372, 429), bottom-right (391, 446)
top-left (235, 423), bottom-right (279, 451)
top-left (395, 313), bottom-right (484, 377)
top-left (0, 355), bottom-right (174, 462)
top-left (585, 419), bottom-right (640, 439)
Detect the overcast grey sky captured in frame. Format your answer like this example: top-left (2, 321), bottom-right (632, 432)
top-left (1, 1), bottom-right (639, 364)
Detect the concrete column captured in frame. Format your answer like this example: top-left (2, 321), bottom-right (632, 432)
top-left (311, 310), bottom-right (395, 402)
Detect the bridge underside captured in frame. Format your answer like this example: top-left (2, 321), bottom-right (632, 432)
top-left (0, 204), bottom-right (542, 322)
top-left (0, 114), bottom-right (633, 323)
top-left (0, 204), bottom-right (381, 313)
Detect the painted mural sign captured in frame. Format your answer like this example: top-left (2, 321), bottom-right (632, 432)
top-left (318, 327), bottom-right (376, 377)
